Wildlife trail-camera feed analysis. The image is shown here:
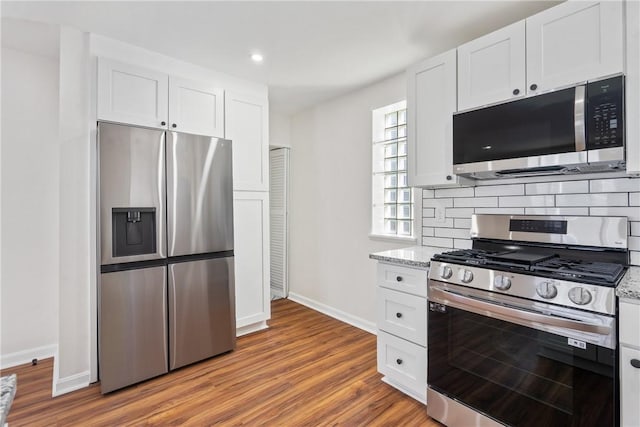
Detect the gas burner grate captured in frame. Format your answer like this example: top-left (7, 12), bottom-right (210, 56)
top-left (531, 259), bottom-right (625, 284)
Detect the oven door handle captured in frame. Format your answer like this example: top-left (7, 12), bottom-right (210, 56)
top-left (429, 286), bottom-right (611, 336)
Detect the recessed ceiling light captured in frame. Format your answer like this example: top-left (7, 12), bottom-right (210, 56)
top-left (251, 53), bottom-right (264, 63)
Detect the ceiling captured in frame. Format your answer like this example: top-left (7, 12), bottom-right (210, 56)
top-left (1, 1), bottom-right (559, 116)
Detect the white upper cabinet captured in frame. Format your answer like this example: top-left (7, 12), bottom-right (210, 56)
top-left (168, 76), bottom-right (224, 137)
top-left (98, 58), bottom-right (168, 129)
top-left (526, 1), bottom-right (624, 95)
top-left (408, 49), bottom-right (466, 188)
top-left (457, 21), bottom-right (526, 111)
top-left (225, 92), bottom-right (269, 191)
top-left (98, 58), bottom-right (224, 137)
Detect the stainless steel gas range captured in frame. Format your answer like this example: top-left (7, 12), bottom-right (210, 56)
top-left (427, 214), bottom-right (629, 427)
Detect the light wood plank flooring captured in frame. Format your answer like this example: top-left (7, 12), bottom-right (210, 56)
top-left (1, 299), bottom-right (441, 426)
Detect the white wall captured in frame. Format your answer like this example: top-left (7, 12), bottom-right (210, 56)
top-left (0, 45), bottom-right (60, 366)
top-left (269, 111), bottom-right (291, 148)
top-left (288, 72), bottom-right (413, 330)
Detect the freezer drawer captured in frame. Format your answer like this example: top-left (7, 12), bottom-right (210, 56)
top-left (99, 266), bottom-right (168, 393)
top-left (166, 132), bottom-right (234, 256)
top-left (168, 257), bottom-right (236, 370)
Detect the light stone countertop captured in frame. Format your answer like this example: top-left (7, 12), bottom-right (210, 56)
top-left (369, 246), bottom-right (445, 268)
top-left (616, 266), bottom-right (640, 301)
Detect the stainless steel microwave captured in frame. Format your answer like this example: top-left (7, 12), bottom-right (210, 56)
top-left (453, 76), bottom-right (625, 179)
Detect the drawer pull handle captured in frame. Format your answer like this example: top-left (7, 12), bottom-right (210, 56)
top-left (396, 358), bottom-right (403, 365)
top-left (396, 276), bottom-right (403, 282)
top-left (396, 312), bottom-right (403, 318)
top-left (631, 359), bottom-right (640, 369)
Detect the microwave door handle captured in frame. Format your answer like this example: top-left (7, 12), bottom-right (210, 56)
top-left (429, 285), bottom-right (611, 336)
top-left (574, 85), bottom-right (586, 152)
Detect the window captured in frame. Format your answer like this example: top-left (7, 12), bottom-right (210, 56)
top-left (371, 101), bottom-right (415, 239)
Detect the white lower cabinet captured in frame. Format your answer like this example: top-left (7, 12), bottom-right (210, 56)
top-left (620, 298), bottom-right (640, 427)
top-left (376, 262), bottom-right (428, 403)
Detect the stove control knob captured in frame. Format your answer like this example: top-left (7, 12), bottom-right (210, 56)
top-left (458, 269), bottom-right (474, 283)
top-left (568, 287), bottom-right (592, 305)
top-left (536, 282), bottom-right (558, 299)
top-left (494, 275), bottom-right (512, 291)
top-left (439, 265), bottom-right (453, 280)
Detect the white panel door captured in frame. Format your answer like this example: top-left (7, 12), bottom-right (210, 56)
top-left (526, 1), bottom-right (624, 95)
top-left (407, 49), bottom-right (465, 188)
top-left (233, 191), bottom-right (270, 329)
top-left (97, 57), bottom-right (168, 129)
top-left (225, 92), bottom-right (269, 191)
top-left (457, 20), bottom-right (526, 111)
top-left (168, 76), bottom-right (224, 137)
top-left (269, 148), bottom-right (289, 299)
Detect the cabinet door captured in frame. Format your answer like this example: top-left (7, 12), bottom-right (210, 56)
top-left (97, 58), bottom-right (168, 129)
top-left (458, 21), bottom-right (526, 111)
top-left (225, 92), bottom-right (269, 191)
top-left (407, 49), bottom-right (466, 188)
top-left (620, 345), bottom-right (640, 427)
top-left (168, 76), bottom-right (223, 137)
top-left (233, 191), bottom-right (270, 329)
top-left (526, 1), bottom-right (623, 95)
top-left (626, 0), bottom-right (640, 175)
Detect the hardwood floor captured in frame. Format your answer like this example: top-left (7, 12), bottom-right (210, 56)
top-left (1, 299), bottom-right (441, 426)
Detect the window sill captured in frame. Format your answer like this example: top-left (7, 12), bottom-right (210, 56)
top-left (369, 233), bottom-right (418, 244)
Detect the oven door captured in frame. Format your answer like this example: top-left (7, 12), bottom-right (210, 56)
top-left (427, 280), bottom-right (617, 427)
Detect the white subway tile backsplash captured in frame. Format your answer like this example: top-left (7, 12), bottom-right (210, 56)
top-left (475, 184), bottom-right (524, 197)
top-left (423, 217), bottom-right (454, 227)
top-left (630, 251), bottom-right (640, 266)
top-left (423, 208), bottom-right (435, 217)
top-left (500, 195), bottom-right (555, 207)
top-left (423, 198), bottom-right (453, 208)
top-left (630, 193), bottom-right (640, 206)
top-left (590, 178), bottom-right (640, 193)
top-left (590, 207), bottom-right (640, 221)
top-left (475, 207), bottom-right (525, 215)
top-left (435, 187), bottom-right (475, 198)
top-left (525, 207), bottom-right (589, 216)
top-left (454, 197), bottom-right (498, 208)
top-left (422, 227), bottom-right (434, 237)
top-left (629, 236), bottom-right (640, 251)
top-left (446, 208), bottom-right (475, 218)
top-left (631, 222), bottom-right (640, 236)
top-left (454, 239), bottom-right (473, 249)
top-left (556, 193), bottom-right (628, 207)
top-left (525, 181), bottom-right (588, 195)
top-left (422, 189), bottom-right (435, 198)
top-left (422, 236), bottom-right (454, 248)
top-left (435, 227), bottom-right (472, 239)
top-left (454, 218), bottom-right (472, 229)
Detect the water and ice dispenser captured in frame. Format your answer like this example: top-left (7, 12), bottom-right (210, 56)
top-left (112, 208), bottom-right (157, 257)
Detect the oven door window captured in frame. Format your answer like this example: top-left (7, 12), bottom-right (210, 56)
top-left (428, 305), bottom-right (615, 427)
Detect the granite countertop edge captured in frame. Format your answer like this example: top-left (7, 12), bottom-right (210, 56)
top-left (616, 266), bottom-right (640, 301)
top-left (369, 246), bottom-right (445, 269)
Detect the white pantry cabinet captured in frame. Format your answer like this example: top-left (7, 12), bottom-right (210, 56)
top-left (376, 262), bottom-right (428, 403)
top-left (233, 191), bottom-right (270, 331)
top-left (97, 57), bottom-right (224, 137)
top-left (526, 1), bottom-right (623, 95)
top-left (407, 49), bottom-right (467, 188)
top-left (457, 1), bottom-right (624, 111)
top-left (457, 21), bottom-right (526, 111)
top-left (225, 92), bottom-right (269, 191)
top-left (619, 298), bottom-right (640, 427)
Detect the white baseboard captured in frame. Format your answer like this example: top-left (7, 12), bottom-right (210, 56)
top-left (287, 292), bottom-right (377, 335)
top-left (52, 370), bottom-right (91, 397)
top-left (236, 321), bottom-right (268, 337)
top-left (0, 344), bottom-right (56, 369)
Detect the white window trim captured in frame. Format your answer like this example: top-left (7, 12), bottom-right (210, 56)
top-left (370, 100), bottom-right (420, 244)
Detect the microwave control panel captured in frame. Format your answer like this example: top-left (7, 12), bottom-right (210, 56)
top-left (587, 76), bottom-right (624, 149)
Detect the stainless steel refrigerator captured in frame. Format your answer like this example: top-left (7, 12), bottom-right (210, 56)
top-left (98, 122), bottom-right (235, 394)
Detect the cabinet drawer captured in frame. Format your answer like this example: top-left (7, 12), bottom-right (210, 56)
top-left (620, 299), bottom-right (640, 348)
top-left (620, 345), bottom-right (640, 427)
top-left (377, 331), bottom-right (426, 396)
top-left (377, 287), bottom-right (427, 346)
top-left (377, 263), bottom-right (428, 297)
